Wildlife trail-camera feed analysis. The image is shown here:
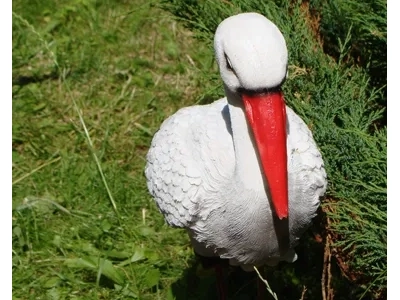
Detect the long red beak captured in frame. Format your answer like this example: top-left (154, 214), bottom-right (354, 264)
top-left (242, 91), bottom-right (288, 219)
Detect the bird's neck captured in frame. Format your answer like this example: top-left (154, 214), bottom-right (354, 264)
top-left (225, 86), bottom-right (265, 190)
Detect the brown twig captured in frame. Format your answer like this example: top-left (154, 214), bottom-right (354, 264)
top-left (299, 285), bottom-right (307, 300)
top-left (322, 216), bottom-right (334, 300)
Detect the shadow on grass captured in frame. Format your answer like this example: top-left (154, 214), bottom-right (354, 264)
top-left (170, 236), bottom-right (325, 299)
top-left (170, 258), bottom-right (260, 300)
top-left (170, 209), bottom-right (370, 300)
top-left (12, 70), bottom-right (60, 86)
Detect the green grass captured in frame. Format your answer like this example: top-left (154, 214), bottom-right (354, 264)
top-left (12, 0), bottom-right (386, 299)
top-left (12, 1), bottom-right (212, 299)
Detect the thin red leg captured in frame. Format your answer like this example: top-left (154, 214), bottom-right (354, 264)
top-left (215, 264), bottom-right (227, 300)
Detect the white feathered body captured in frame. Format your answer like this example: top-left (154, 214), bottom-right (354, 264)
top-left (145, 98), bottom-right (327, 270)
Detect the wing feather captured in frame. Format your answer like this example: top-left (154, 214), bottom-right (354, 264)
top-left (145, 99), bottom-right (233, 228)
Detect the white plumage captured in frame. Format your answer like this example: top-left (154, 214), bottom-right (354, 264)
top-left (145, 12), bottom-right (327, 271)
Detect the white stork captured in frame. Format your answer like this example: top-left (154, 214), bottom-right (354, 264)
top-left (145, 12), bottom-right (327, 299)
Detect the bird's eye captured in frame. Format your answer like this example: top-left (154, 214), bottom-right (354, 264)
top-left (224, 53), bottom-right (233, 71)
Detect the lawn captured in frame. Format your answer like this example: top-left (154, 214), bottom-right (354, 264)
top-left (12, 0), bottom-right (386, 299)
top-left (13, 1), bottom-right (213, 298)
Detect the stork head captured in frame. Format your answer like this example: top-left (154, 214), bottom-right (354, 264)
top-left (214, 12), bottom-right (288, 93)
top-left (214, 13), bottom-right (289, 219)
